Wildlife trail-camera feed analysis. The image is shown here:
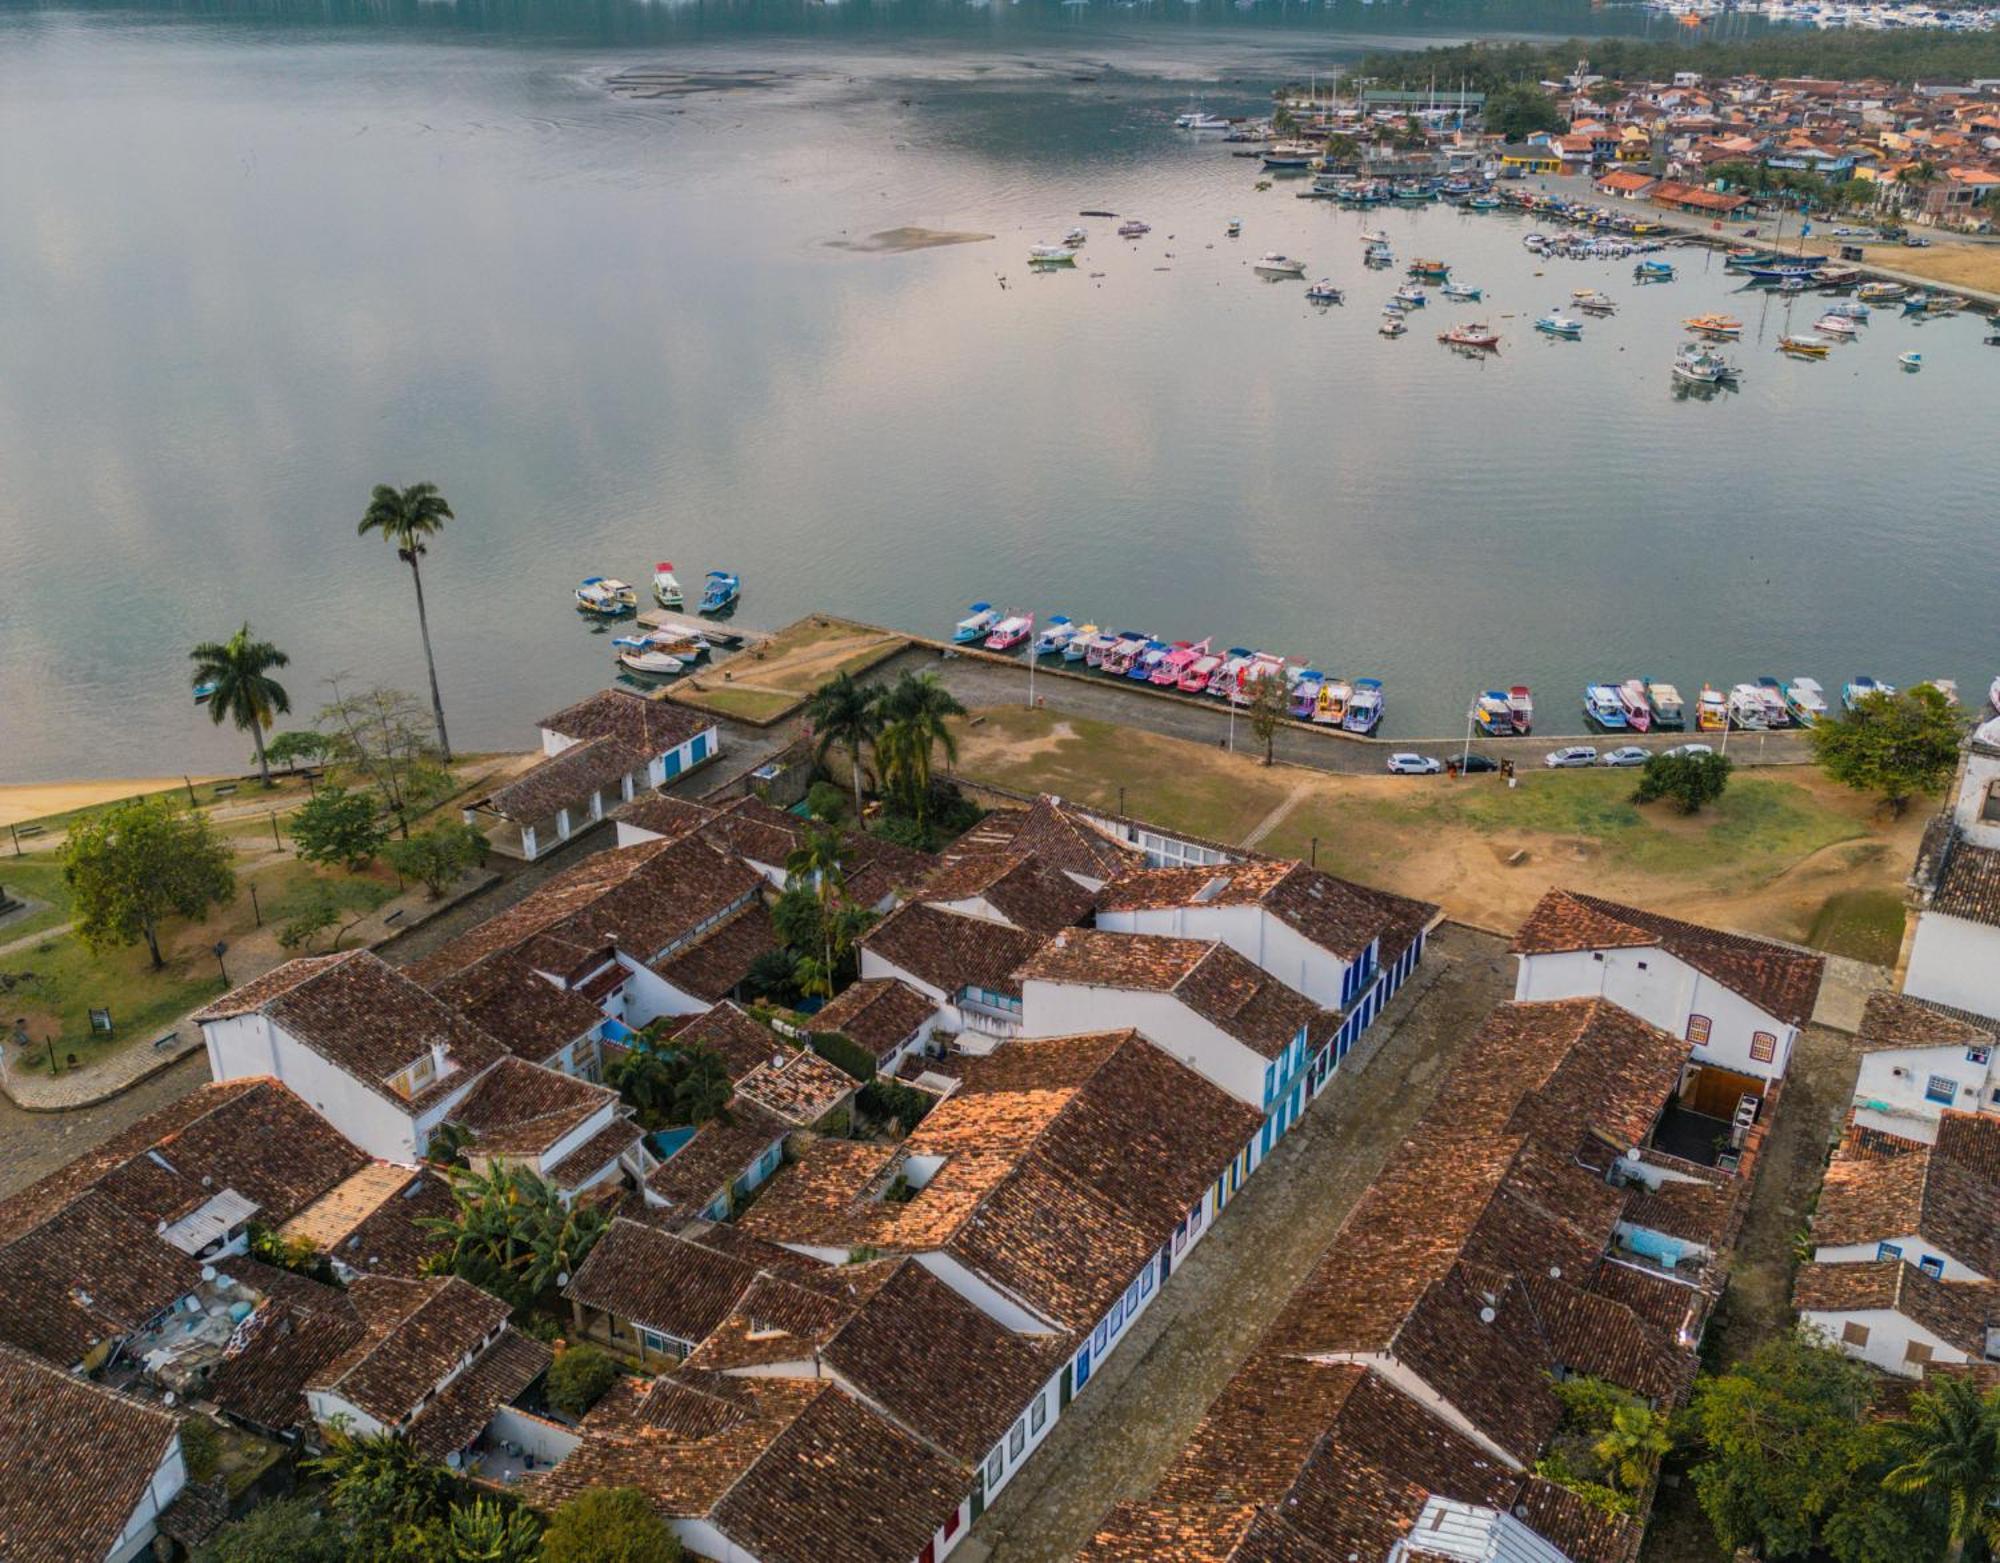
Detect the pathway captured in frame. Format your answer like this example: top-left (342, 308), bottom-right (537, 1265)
top-left (1238, 780), bottom-right (1313, 850)
top-left (966, 924), bottom-right (1514, 1563)
top-left (0, 1051), bottom-right (209, 1199)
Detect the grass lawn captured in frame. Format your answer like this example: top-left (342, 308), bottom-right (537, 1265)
top-left (1805, 887), bottom-right (1908, 965)
top-left (0, 856), bottom-right (75, 945)
top-left (677, 686), bottom-right (802, 723)
top-left (674, 617), bottom-right (905, 725)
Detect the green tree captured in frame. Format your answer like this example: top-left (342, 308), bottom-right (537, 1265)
top-left (309, 1424), bottom-right (457, 1557)
top-left (804, 673), bottom-right (883, 822)
top-left (359, 481), bottom-right (458, 762)
top-left (420, 1164), bottom-right (606, 1302)
top-left (1809, 683), bottom-right (1962, 816)
top-left (1833, 176), bottom-right (1876, 213)
top-left (1593, 1400), bottom-right (1672, 1491)
top-left (1824, 1418), bottom-right (1954, 1563)
top-left (672, 1047), bottom-right (735, 1126)
top-left (1881, 1374), bottom-right (2000, 1562)
top-left (1634, 750), bottom-right (1733, 814)
top-left (385, 820), bottom-right (488, 898)
top-left (608, 1046), bottom-right (684, 1126)
top-left (1485, 83), bottom-right (1564, 140)
top-left (786, 821), bottom-right (850, 980)
top-left (194, 1495), bottom-right (347, 1563)
top-left (1685, 1334), bottom-right (1877, 1558)
top-left (61, 797), bottom-right (236, 969)
top-left (538, 1487), bottom-right (682, 1563)
top-left (317, 681), bottom-right (453, 837)
top-left (290, 784), bottom-right (388, 871)
top-left (264, 730), bottom-right (332, 774)
top-left (804, 780), bottom-right (851, 826)
top-left (876, 673), bottom-right (967, 832)
top-left (190, 623), bottom-right (291, 787)
top-left (1246, 670), bottom-right (1288, 766)
top-left (1710, 158), bottom-right (1768, 194)
top-left (442, 1496), bottom-right (542, 1563)
top-left (743, 948), bottom-right (801, 1005)
top-left (546, 1343), bottom-right (620, 1418)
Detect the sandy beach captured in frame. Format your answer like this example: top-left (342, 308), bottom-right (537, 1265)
top-left (0, 777), bottom-right (218, 830)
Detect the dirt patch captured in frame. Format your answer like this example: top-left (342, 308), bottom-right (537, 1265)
top-left (825, 227), bottom-right (996, 254)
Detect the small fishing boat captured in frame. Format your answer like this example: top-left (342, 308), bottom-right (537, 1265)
top-left (1254, 253), bottom-right (1307, 277)
top-left (1391, 284), bottom-right (1428, 308)
top-left (1900, 350), bottom-right (1924, 371)
top-left (1778, 335), bottom-right (1830, 358)
top-left (1231, 652), bottom-right (1288, 706)
top-left (1181, 652), bottom-right (1223, 693)
top-left (652, 562), bottom-right (683, 609)
top-left (1062, 623), bottom-right (1100, 662)
top-left (1738, 261), bottom-right (1818, 284)
top-left (1083, 627), bottom-right (1125, 667)
top-left (1409, 258), bottom-right (1450, 281)
top-left (1783, 677), bottom-right (1828, 726)
top-left (1102, 632), bottom-right (1151, 677)
top-left (1645, 680), bottom-right (1685, 729)
top-left (1033, 615), bottom-right (1076, 656)
top-left (1359, 228), bottom-right (1391, 245)
top-left (1823, 300), bottom-right (1870, 321)
top-left (1467, 194), bottom-right (1501, 212)
top-left (193, 680), bottom-right (218, 705)
top-left (1633, 259), bottom-right (1676, 282)
top-left (1305, 279), bottom-right (1344, 304)
top-left (1696, 685), bottom-right (1728, 732)
top-left (952, 602), bottom-right (1000, 644)
top-left (1029, 243), bottom-right (1078, 266)
top-left (1616, 680), bottom-right (1654, 733)
top-left (1683, 314), bottom-right (1743, 339)
top-left (1289, 670), bottom-right (1324, 721)
top-left (575, 577), bottom-right (638, 616)
top-left (1129, 640), bottom-right (1172, 682)
top-left (1507, 685), bottom-right (1534, 734)
top-left (1226, 218), bottom-right (1242, 237)
top-left (1063, 227), bottom-right (1088, 248)
top-left (1754, 677), bottom-right (1792, 728)
top-left (1727, 684), bottom-right (1770, 730)
top-left (1364, 244), bottom-right (1394, 268)
top-left (1932, 678), bottom-right (1960, 707)
top-left (1117, 219), bottom-right (1150, 238)
top-left (1778, 276), bottom-right (1810, 295)
top-left (1439, 322), bottom-right (1500, 349)
top-left (1153, 639), bottom-right (1211, 687)
top-left (1673, 343), bottom-right (1739, 386)
top-left (1814, 313), bottom-right (1858, 338)
top-left (1584, 685), bottom-right (1629, 729)
top-left (1315, 679), bottom-right (1352, 727)
top-left (619, 649), bottom-right (685, 677)
top-left (1260, 144), bottom-right (1315, 171)
top-left (1572, 288), bottom-right (1615, 310)
top-left (1474, 691), bottom-right (1515, 737)
top-left (1379, 313), bottom-right (1407, 337)
top-left (1535, 311), bottom-right (1584, 338)
top-left (1856, 281), bottom-right (1907, 303)
top-left (1912, 293), bottom-right (1968, 316)
top-left (1843, 676), bottom-right (1893, 711)
top-left (1814, 263), bottom-right (1861, 289)
top-left (1208, 649), bottom-right (1252, 697)
top-left (1441, 281), bottom-right (1483, 302)
top-left (1343, 678), bottom-right (1384, 734)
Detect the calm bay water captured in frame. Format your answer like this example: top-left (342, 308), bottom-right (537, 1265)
top-left (1, 0), bottom-right (1994, 780)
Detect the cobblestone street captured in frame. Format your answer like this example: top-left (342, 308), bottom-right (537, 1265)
top-left (966, 923), bottom-right (1514, 1563)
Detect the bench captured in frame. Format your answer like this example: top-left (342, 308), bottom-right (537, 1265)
top-left (14, 825), bottom-right (44, 840)
top-left (152, 1031), bottom-right (180, 1053)
top-left (384, 909), bottom-right (406, 926)
top-left (212, 784), bottom-right (239, 798)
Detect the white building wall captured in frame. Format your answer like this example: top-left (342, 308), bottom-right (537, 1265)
top-left (308, 1389), bottom-right (389, 1439)
top-left (1904, 912), bottom-right (2000, 1019)
top-left (617, 956), bottom-right (709, 1026)
top-left (202, 1014), bottom-right (423, 1162)
top-left (1098, 904), bottom-right (1352, 1010)
top-left (1017, 981), bottom-right (1268, 1107)
top-left (1949, 749), bottom-right (2000, 849)
top-left (1802, 1309), bottom-right (1972, 1378)
top-left (1854, 1043), bottom-right (1997, 1135)
top-left (1814, 1236), bottom-right (1982, 1280)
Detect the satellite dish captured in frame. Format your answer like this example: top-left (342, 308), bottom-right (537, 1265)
top-left (1478, 1306), bottom-right (1497, 1325)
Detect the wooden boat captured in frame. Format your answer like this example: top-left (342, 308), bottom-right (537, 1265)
top-left (1843, 676), bottom-right (1894, 711)
top-left (1254, 253), bottom-right (1307, 277)
top-left (1062, 623), bottom-right (1100, 662)
top-left (1814, 314), bottom-right (1857, 338)
top-left (698, 570), bottom-right (741, 614)
top-left (1754, 678), bottom-right (1793, 728)
top-left (1181, 653), bottom-right (1222, 693)
top-left (1683, 314), bottom-right (1743, 339)
top-left (1305, 280), bottom-right (1344, 305)
top-left (1778, 335), bottom-right (1830, 358)
top-left (1117, 219), bottom-right (1151, 238)
top-left (1696, 685), bottom-right (1728, 732)
top-left (1535, 311), bottom-right (1583, 338)
top-left (1441, 281), bottom-right (1483, 302)
top-left (952, 602), bottom-right (999, 644)
top-left (984, 613), bottom-right (1035, 652)
top-left (1727, 685), bottom-right (1770, 730)
top-left (1083, 627), bottom-right (1128, 667)
top-left (1507, 685), bottom-right (1534, 734)
top-left (1314, 679), bottom-right (1352, 727)
top-left (1474, 691), bottom-right (1515, 737)
top-left (1231, 652), bottom-right (1288, 707)
top-left (575, 577), bottom-right (638, 616)
top-left (1379, 314), bottom-right (1407, 337)
top-left (1392, 285), bottom-right (1427, 309)
top-left (1063, 227), bottom-right (1088, 248)
top-left (1633, 259), bottom-right (1676, 282)
top-left (1856, 281), bottom-right (1907, 303)
top-left (1032, 616), bottom-right (1076, 656)
top-left (1289, 670), bottom-right (1324, 722)
top-left (1584, 685), bottom-right (1629, 730)
top-left (619, 649), bottom-right (685, 677)
top-left (1409, 258), bottom-right (1451, 281)
top-left (1900, 351), bottom-right (1924, 371)
top-left (1128, 640), bottom-right (1171, 682)
top-left (1782, 677), bottom-right (1828, 727)
top-left (1207, 650), bottom-right (1252, 697)
top-left (1616, 680), bottom-right (1654, 733)
top-left (1029, 243), bottom-right (1078, 266)
top-left (1673, 343), bottom-right (1739, 386)
top-left (652, 562), bottom-right (683, 609)
top-left (1439, 322), bottom-right (1499, 350)
top-left (1226, 219), bottom-right (1242, 238)
top-left (1153, 639), bottom-right (1211, 687)
top-left (1343, 678), bottom-right (1384, 735)
top-left (1101, 632), bottom-right (1151, 676)
top-left (1644, 680), bottom-right (1685, 730)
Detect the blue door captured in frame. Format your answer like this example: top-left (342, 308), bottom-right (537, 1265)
top-left (663, 748), bottom-right (683, 779)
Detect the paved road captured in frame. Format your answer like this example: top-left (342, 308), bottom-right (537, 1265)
top-left (868, 643), bottom-right (1809, 776)
top-left (966, 924), bottom-right (1515, 1563)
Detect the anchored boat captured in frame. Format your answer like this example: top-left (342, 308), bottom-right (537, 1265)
top-left (1254, 253), bottom-right (1307, 277)
top-left (1344, 678), bottom-right (1384, 734)
top-left (952, 602), bottom-right (999, 644)
top-left (575, 577), bottom-right (638, 616)
top-left (652, 562), bottom-right (683, 609)
top-left (698, 570), bottom-right (741, 614)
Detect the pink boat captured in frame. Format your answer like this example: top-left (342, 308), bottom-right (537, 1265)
top-left (1180, 653), bottom-right (1223, 693)
top-left (983, 612), bottom-right (1034, 652)
top-left (1231, 651), bottom-right (1288, 706)
top-left (1152, 638), bottom-right (1211, 687)
top-left (1617, 679), bottom-right (1654, 733)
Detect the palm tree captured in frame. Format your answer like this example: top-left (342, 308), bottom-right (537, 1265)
top-left (190, 624), bottom-right (291, 787)
top-left (804, 673), bottom-right (882, 820)
top-left (877, 673), bottom-right (967, 829)
top-left (1882, 1375), bottom-right (2000, 1562)
top-left (358, 481), bottom-right (456, 762)
top-left (787, 821), bottom-right (851, 986)
top-left (672, 1048), bottom-right (734, 1127)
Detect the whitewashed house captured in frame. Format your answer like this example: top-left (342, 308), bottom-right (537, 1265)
top-left (196, 951), bottom-right (509, 1162)
top-left (1810, 1112), bottom-right (2000, 1281)
top-left (1511, 889), bottom-right (1826, 1098)
top-left (1850, 991), bottom-right (2000, 1141)
top-left (1903, 715), bottom-right (2000, 1019)
top-left (856, 902), bottom-right (1052, 1052)
top-left (1797, 1259), bottom-right (2000, 1379)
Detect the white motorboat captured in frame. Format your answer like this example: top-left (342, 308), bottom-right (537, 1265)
top-left (619, 650), bottom-right (685, 677)
top-left (1814, 313), bottom-right (1858, 338)
top-left (1063, 227), bottom-right (1088, 248)
top-left (1117, 219), bottom-right (1150, 238)
top-left (1176, 111), bottom-right (1231, 131)
top-left (652, 562), bottom-right (683, 609)
top-left (1029, 243), bottom-right (1078, 265)
top-left (1727, 684), bottom-right (1770, 730)
top-left (1673, 343), bottom-right (1739, 385)
top-left (1379, 313), bottom-right (1407, 337)
top-left (1254, 252), bottom-right (1306, 276)
top-left (575, 577), bottom-right (637, 616)
top-left (1226, 218), bottom-right (1242, 237)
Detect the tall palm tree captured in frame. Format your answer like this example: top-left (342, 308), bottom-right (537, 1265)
top-left (358, 481), bottom-right (456, 762)
top-left (1882, 1375), bottom-right (2000, 1562)
top-left (189, 624), bottom-right (291, 787)
top-left (877, 672), bottom-right (967, 828)
top-left (786, 823), bottom-right (850, 984)
top-left (804, 673), bottom-right (882, 821)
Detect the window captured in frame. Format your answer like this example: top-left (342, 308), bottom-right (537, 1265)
top-left (1140, 1265), bottom-right (1154, 1299)
top-left (1093, 1320), bottom-right (1109, 1356)
top-left (1125, 1278), bottom-right (1143, 1314)
top-left (1906, 1340), bottom-right (1934, 1366)
top-left (1109, 1297), bottom-right (1124, 1334)
top-left (1841, 1320), bottom-right (1870, 1348)
top-left (1983, 781), bottom-right (2000, 824)
top-left (1030, 1393), bottom-right (1047, 1434)
top-left (1636, 960), bottom-right (1649, 971)
top-left (1009, 1418), bottom-right (1027, 1459)
top-left (1189, 1198), bottom-right (1205, 1234)
top-left (1969, 1047), bottom-right (1991, 1067)
top-left (1592, 952), bottom-right (1605, 963)
top-left (1927, 1075), bottom-right (1960, 1105)
top-left (1262, 1061), bottom-right (1277, 1106)
top-left (1878, 1242), bottom-right (1904, 1262)
top-left (1750, 1032), bottom-right (1778, 1064)
top-left (987, 1448), bottom-right (1005, 1486)
top-left (1920, 1255), bottom-right (1947, 1278)
top-left (1687, 1015), bottom-right (1713, 1046)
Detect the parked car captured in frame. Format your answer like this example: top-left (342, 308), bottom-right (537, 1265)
top-left (1386, 752), bottom-right (1443, 775)
top-left (1659, 743), bottom-right (1715, 759)
top-left (1457, 753), bottom-right (1500, 774)
top-left (1599, 746), bottom-right (1650, 768)
top-left (1544, 746), bottom-right (1599, 768)
top-left (1903, 234), bottom-right (1933, 248)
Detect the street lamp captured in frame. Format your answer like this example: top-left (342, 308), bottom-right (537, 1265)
top-left (212, 941), bottom-right (230, 987)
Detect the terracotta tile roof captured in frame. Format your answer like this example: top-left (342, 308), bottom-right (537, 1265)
top-left (917, 851), bottom-right (1098, 932)
top-left (640, 1100), bottom-right (790, 1221)
top-left (1100, 859), bottom-right (1439, 964)
top-left (538, 688), bottom-right (713, 754)
top-left (207, 1258), bottom-right (365, 1433)
top-left (1933, 839), bottom-right (2000, 929)
top-left (1515, 1478), bottom-right (1645, 1563)
top-left (546, 1119), bottom-right (645, 1190)
top-left (1511, 890), bottom-right (1825, 1026)
top-left (1857, 990), bottom-right (1997, 1054)
top-left (649, 902), bottom-right (777, 1004)
top-left (318, 1170), bottom-right (456, 1280)
top-left (203, 951), bottom-right (510, 1113)
top-left (0, 1190), bottom-right (204, 1363)
top-left (810, 978), bottom-right (935, 1061)
top-left (477, 735), bottom-right (647, 825)
top-left (962, 795), bottom-right (1149, 885)
top-left (191, 954), bottom-right (349, 1022)
top-left (821, 1258), bottom-right (1065, 1461)
top-left (564, 1218), bottom-right (758, 1343)
top-left (860, 901), bottom-right (1053, 1001)
top-left (1523, 1274), bottom-right (1691, 1403)
top-left (1589, 1261), bottom-right (1716, 1342)
top-left (737, 1048), bottom-right (856, 1127)
top-left (308, 1276), bottom-right (510, 1427)
top-left (0, 1341), bottom-right (183, 1563)
top-left (1796, 1259), bottom-right (2000, 1354)
top-left (279, 1162), bottom-right (427, 1255)
top-left (1622, 1173), bottom-right (1744, 1253)
top-left (1815, 1112), bottom-right (2000, 1275)
top-left (428, 955), bottom-right (607, 1067)
top-left (1441, 1000), bottom-right (1689, 1156)
top-left (612, 794), bottom-right (720, 843)
top-left (407, 1325), bottom-right (551, 1461)
top-left (1020, 930), bottom-right (1330, 1060)
top-left (682, 1268), bottom-right (891, 1373)
top-left (672, 1002), bottom-right (783, 1084)
top-left (449, 1057), bottom-right (618, 1157)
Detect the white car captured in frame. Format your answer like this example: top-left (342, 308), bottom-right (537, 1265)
top-left (1599, 746), bottom-right (1650, 767)
top-left (1544, 746), bottom-right (1599, 768)
top-left (1386, 752), bottom-right (1442, 775)
top-left (1660, 743), bottom-right (1715, 759)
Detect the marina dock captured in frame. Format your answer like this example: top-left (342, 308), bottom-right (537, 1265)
top-left (635, 609), bottom-right (764, 650)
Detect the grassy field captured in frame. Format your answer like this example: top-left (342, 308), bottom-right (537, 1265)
top-left (673, 617), bottom-right (906, 725)
top-left (953, 706), bottom-right (1927, 952)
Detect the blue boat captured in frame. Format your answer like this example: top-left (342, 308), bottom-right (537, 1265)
top-left (1127, 640), bottom-right (1170, 682)
top-left (1032, 615), bottom-right (1075, 657)
top-left (952, 602), bottom-right (998, 644)
top-left (1633, 260), bottom-right (1676, 282)
top-left (1467, 195), bottom-right (1501, 212)
top-left (698, 570), bottom-right (741, 615)
top-left (193, 680), bottom-right (218, 705)
top-left (1289, 670), bottom-right (1324, 721)
top-left (1843, 676), bottom-right (1894, 711)
top-left (1584, 684), bottom-right (1629, 729)
top-left (1343, 678), bottom-right (1384, 734)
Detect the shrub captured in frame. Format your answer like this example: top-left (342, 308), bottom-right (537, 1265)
top-left (547, 1343), bottom-right (619, 1418)
top-left (858, 1078), bottom-right (936, 1134)
top-left (194, 1495), bottom-right (346, 1563)
top-left (289, 785), bottom-right (388, 871)
top-left (810, 1030), bottom-right (877, 1083)
top-left (1633, 751), bottom-right (1733, 815)
top-left (742, 948), bottom-right (801, 1005)
top-left (538, 1486), bottom-right (682, 1563)
top-left (385, 820), bottom-right (488, 898)
top-left (277, 898), bottom-right (340, 953)
top-left (179, 1415), bottom-right (220, 1482)
top-left (805, 781), bottom-right (851, 824)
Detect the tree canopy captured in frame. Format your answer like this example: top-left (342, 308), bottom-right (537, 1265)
top-left (61, 797), bottom-right (236, 969)
top-left (1809, 683), bottom-right (1962, 815)
top-left (538, 1487), bottom-right (682, 1563)
top-left (290, 785), bottom-right (388, 872)
top-left (1634, 750), bottom-right (1732, 814)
